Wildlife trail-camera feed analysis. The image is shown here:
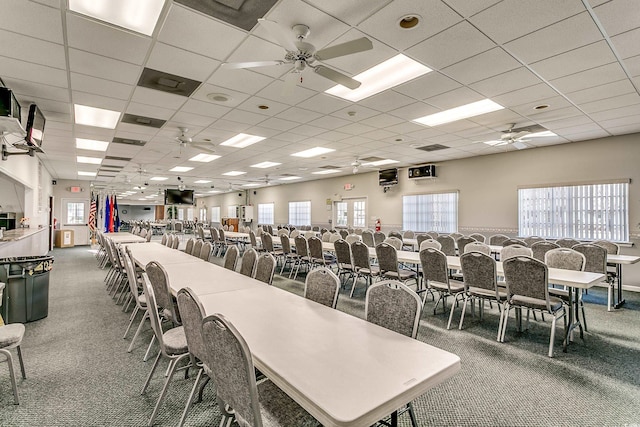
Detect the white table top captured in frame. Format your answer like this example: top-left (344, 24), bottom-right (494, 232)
top-left (126, 242), bottom-right (198, 266)
top-left (106, 232), bottom-right (146, 244)
top-left (158, 261), bottom-right (258, 296)
top-left (223, 231), bottom-right (251, 239)
top-left (198, 285), bottom-right (460, 427)
top-left (607, 254), bottom-right (640, 265)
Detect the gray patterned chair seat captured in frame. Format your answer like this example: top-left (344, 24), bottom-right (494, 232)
top-left (383, 268), bottom-right (417, 281)
top-left (0, 324), bottom-right (25, 347)
top-left (428, 279), bottom-right (464, 294)
top-left (468, 286), bottom-right (508, 300)
top-left (163, 326), bottom-right (188, 355)
top-left (252, 380), bottom-right (319, 426)
top-left (510, 295), bottom-right (563, 312)
top-left (357, 265), bottom-right (380, 276)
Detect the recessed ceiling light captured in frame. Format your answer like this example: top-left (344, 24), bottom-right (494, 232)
top-left (220, 133), bottom-right (266, 148)
top-left (242, 183), bottom-right (261, 187)
top-left (189, 153), bottom-right (221, 162)
top-left (150, 177), bottom-right (168, 181)
top-left (312, 169), bottom-right (341, 175)
top-left (77, 156), bottom-right (102, 164)
top-left (280, 176), bottom-right (301, 181)
top-left (326, 54), bottom-right (431, 102)
top-left (74, 104), bottom-right (121, 129)
top-left (412, 99), bottom-right (504, 127)
top-left (207, 93), bottom-right (232, 102)
top-left (251, 161), bottom-right (281, 168)
top-left (398, 15), bottom-right (421, 29)
top-left (364, 159), bottom-right (399, 167)
top-left (76, 138), bottom-right (109, 151)
top-left (258, 105), bottom-right (269, 110)
top-left (222, 171), bottom-right (246, 176)
top-left (68, 0), bottom-right (165, 36)
top-left (78, 171), bottom-right (97, 176)
top-left (291, 147), bottom-right (335, 158)
top-left (534, 104), bottom-right (549, 110)
top-left (169, 166), bottom-right (193, 172)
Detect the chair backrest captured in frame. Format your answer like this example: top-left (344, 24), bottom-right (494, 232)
top-left (556, 238), bottom-right (581, 248)
top-left (321, 232), bottom-right (331, 242)
top-left (354, 228), bottom-right (363, 235)
top-left (419, 239), bottom-right (442, 251)
top-left (164, 234), bottom-right (173, 248)
top-left (333, 239), bottom-right (353, 268)
top-left (146, 230), bottom-right (153, 241)
top-left (500, 244), bottom-right (532, 260)
top-left (345, 234), bottom-right (361, 244)
top-left (308, 236), bottom-right (324, 260)
top-left (365, 280), bottom-right (422, 338)
top-left (161, 233), bottom-right (168, 245)
top-left (210, 227), bottom-right (219, 243)
top-left (140, 273), bottom-right (172, 356)
top-left (426, 231), bottom-right (439, 239)
top-left (373, 231), bottom-right (386, 246)
top-left (254, 252), bottom-right (276, 285)
top-left (502, 238), bottom-right (527, 247)
top-left (329, 233), bottom-right (341, 243)
top-left (312, 226), bottom-right (319, 231)
top-left (361, 230), bottom-right (375, 247)
top-left (304, 267), bottom-right (341, 308)
top-left (121, 247), bottom-right (143, 307)
top-left (488, 234), bottom-right (509, 246)
top-left (184, 238), bottom-right (195, 255)
top-left (460, 252), bottom-right (498, 296)
top-left (304, 230), bottom-right (316, 239)
top-left (388, 230), bottom-right (403, 241)
top-left (572, 243), bottom-right (607, 274)
top-left (339, 229), bottom-right (349, 239)
top-left (201, 313), bottom-right (262, 427)
top-left (294, 235), bottom-right (309, 257)
top-left (376, 242), bottom-right (399, 275)
top-left (383, 236), bottom-right (403, 250)
top-left (456, 236), bottom-right (477, 254)
top-left (223, 245), bottom-right (239, 271)
top-left (238, 248), bottom-right (258, 277)
top-left (464, 241), bottom-right (491, 255)
top-left (469, 233), bottom-right (486, 243)
top-left (277, 228), bottom-right (289, 237)
top-left (199, 242), bottom-right (212, 261)
top-left (192, 239), bottom-right (203, 257)
top-left (229, 225), bottom-right (235, 232)
top-left (402, 230), bottom-right (415, 239)
top-left (420, 248), bottom-right (450, 288)
top-left (139, 228), bottom-right (147, 238)
top-left (593, 240), bottom-right (620, 255)
top-left (261, 232), bottom-right (274, 252)
top-left (320, 227), bottom-right (328, 235)
top-left (171, 235), bottom-right (180, 249)
top-left (523, 236), bottom-right (545, 247)
top-left (351, 241), bottom-right (372, 271)
top-left (449, 232), bottom-right (463, 241)
top-left (175, 222), bottom-right (183, 232)
top-left (415, 234), bottom-right (429, 248)
top-left (531, 241), bottom-right (560, 262)
top-left (279, 234), bottom-right (291, 255)
top-left (145, 261), bottom-right (180, 324)
top-left (436, 235), bottom-right (456, 256)
top-left (503, 256), bottom-right (550, 309)
top-left (290, 229), bottom-right (300, 239)
top-left (176, 287), bottom-right (208, 365)
top-left (545, 248), bottom-right (585, 271)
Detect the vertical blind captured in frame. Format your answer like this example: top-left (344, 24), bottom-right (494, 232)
top-left (227, 205), bottom-right (237, 218)
top-left (518, 182), bottom-right (629, 241)
top-left (353, 201), bottom-right (366, 228)
top-left (258, 203), bottom-right (274, 225)
top-left (289, 201), bottom-right (311, 226)
top-left (402, 192), bottom-right (458, 233)
top-left (210, 206), bottom-right (221, 222)
top-left (336, 202), bottom-right (347, 226)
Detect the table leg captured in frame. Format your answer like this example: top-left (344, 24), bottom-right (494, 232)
top-left (564, 286), bottom-right (583, 353)
top-left (390, 410), bottom-right (398, 427)
top-left (614, 264), bottom-right (625, 309)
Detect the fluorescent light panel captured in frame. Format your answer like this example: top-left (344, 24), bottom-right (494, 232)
top-left (242, 183), bottom-right (260, 187)
top-left (68, 0), bottom-right (165, 36)
top-left (291, 147), bottom-right (335, 158)
top-left (251, 161), bottom-right (281, 169)
top-left (208, 190), bottom-right (221, 193)
top-left (413, 99), bottom-right (504, 127)
top-left (527, 131), bottom-right (556, 137)
top-left (76, 138), bottom-right (109, 151)
top-left (194, 180), bottom-right (211, 184)
top-left (279, 176), bottom-right (301, 181)
top-left (222, 171), bottom-right (246, 176)
top-left (169, 166), bottom-right (193, 172)
top-left (78, 171), bottom-right (97, 176)
top-left (189, 153), bottom-right (221, 162)
top-left (74, 104), bottom-right (121, 129)
top-left (325, 54), bottom-right (431, 102)
top-left (77, 156), bottom-right (102, 164)
top-left (312, 169), bottom-right (340, 175)
top-left (150, 177), bottom-right (168, 181)
top-left (220, 133), bottom-right (266, 148)
top-left (364, 159), bottom-right (398, 167)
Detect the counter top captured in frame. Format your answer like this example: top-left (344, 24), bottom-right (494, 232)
top-left (0, 227), bottom-right (46, 243)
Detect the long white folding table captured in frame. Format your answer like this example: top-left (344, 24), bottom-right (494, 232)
top-left (606, 254), bottom-right (640, 309)
top-left (127, 242), bottom-right (197, 266)
top-left (127, 242), bottom-right (461, 427)
top-left (106, 232), bottom-right (146, 244)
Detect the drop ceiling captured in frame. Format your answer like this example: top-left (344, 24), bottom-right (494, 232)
top-left (1, 0), bottom-right (640, 202)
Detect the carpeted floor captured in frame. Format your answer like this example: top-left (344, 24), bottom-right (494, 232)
top-left (1, 242), bottom-right (639, 426)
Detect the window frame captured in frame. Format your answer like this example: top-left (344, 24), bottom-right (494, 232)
top-left (402, 191), bottom-right (458, 233)
top-left (258, 202), bottom-right (275, 225)
top-left (210, 206), bottom-right (221, 223)
top-left (288, 200), bottom-right (311, 226)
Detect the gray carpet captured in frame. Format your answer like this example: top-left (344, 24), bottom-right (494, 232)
top-left (1, 243), bottom-right (639, 426)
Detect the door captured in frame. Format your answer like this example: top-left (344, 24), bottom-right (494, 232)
top-left (62, 198), bottom-right (89, 245)
top-left (333, 198), bottom-right (367, 229)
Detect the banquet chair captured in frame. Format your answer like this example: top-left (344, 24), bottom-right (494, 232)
top-left (388, 230), bottom-right (403, 240)
top-left (345, 234), bottom-right (361, 244)
top-left (415, 234), bottom-right (429, 248)
top-left (161, 233), bottom-right (168, 246)
top-left (308, 236), bottom-right (334, 268)
top-left (304, 267), bottom-right (341, 309)
top-left (402, 230), bottom-right (415, 239)
top-left (523, 236), bottom-right (545, 247)
top-left (365, 280), bottom-right (422, 427)
top-left (531, 241), bottom-right (560, 262)
top-left (350, 241), bottom-right (380, 298)
top-left (383, 236), bottom-right (403, 250)
top-left (191, 240), bottom-right (203, 258)
top-left (469, 233), bottom-right (486, 243)
top-left (376, 242), bottom-right (417, 288)
top-left (419, 239), bottom-right (441, 251)
top-left (223, 246), bottom-right (239, 271)
top-left (488, 234), bottom-right (509, 246)
top-left (361, 230), bottom-right (375, 247)
top-left (573, 243), bottom-right (612, 310)
top-left (292, 236), bottom-right (312, 280)
top-left (329, 233), bottom-right (341, 243)
top-left (254, 252), bottom-right (277, 285)
top-left (501, 256), bottom-right (566, 357)
top-left (278, 235), bottom-right (297, 275)
top-left (373, 231), bottom-right (386, 246)
top-left (436, 235), bottom-right (456, 256)
top-left (0, 281), bottom-right (26, 405)
top-left (456, 236), bottom-right (476, 254)
top-left (339, 229), bottom-right (349, 239)
top-left (502, 238), bottom-right (527, 247)
top-left (184, 238), bottom-right (195, 255)
top-left (171, 235), bottom-right (180, 250)
top-left (464, 241), bottom-right (491, 255)
top-left (593, 240), bottom-right (620, 302)
top-left (334, 239), bottom-right (356, 286)
top-left (419, 248), bottom-right (465, 328)
top-left (199, 242), bottom-right (212, 262)
top-left (139, 228), bottom-right (147, 239)
top-left (146, 230), bottom-right (153, 242)
top-left (500, 244), bottom-right (532, 261)
top-left (290, 229), bottom-right (301, 239)
top-left (426, 231), bottom-right (439, 239)
top-left (556, 238), bottom-right (580, 248)
top-left (449, 232), bottom-right (463, 241)
top-left (239, 248), bottom-right (258, 277)
top-left (121, 249), bottom-right (149, 354)
top-left (201, 313), bottom-right (318, 427)
top-left (545, 248), bottom-right (587, 331)
top-left (321, 232), bottom-right (331, 242)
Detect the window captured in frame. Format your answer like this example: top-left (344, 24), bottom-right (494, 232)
top-left (402, 192), bottom-right (458, 233)
top-left (177, 208), bottom-right (184, 221)
top-left (228, 205), bottom-right (237, 218)
top-left (66, 202), bottom-right (85, 224)
top-left (199, 208), bottom-right (207, 222)
top-left (210, 206), bottom-right (220, 222)
top-left (335, 202), bottom-right (347, 227)
top-left (258, 203), bottom-right (274, 225)
top-left (187, 207), bottom-right (194, 220)
top-left (519, 182), bottom-right (629, 241)
top-left (289, 201), bottom-right (311, 226)
top-left (353, 201), bottom-right (366, 228)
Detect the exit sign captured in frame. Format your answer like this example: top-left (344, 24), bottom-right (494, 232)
top-left (344, 183), bottom-right (354, 190)
top-left (70, 186), bottom-right (82, 193)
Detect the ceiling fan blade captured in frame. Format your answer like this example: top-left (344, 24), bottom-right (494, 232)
top-left (222, 60), bottom-right (286, 70)
top-left (314, 65), bottom-right (361, 90)
top-left (315, 37), bottom-right (373, 60)
top-left (257, 18), bottom-right (298, 52)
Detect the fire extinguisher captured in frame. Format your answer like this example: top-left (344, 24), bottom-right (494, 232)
top-left (53, 217), bottom-right (58, 230)
top-left (375, 218), bottom-right (381, 232)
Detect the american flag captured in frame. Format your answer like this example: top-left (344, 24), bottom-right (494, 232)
top-left (88, 194), bottom-right (96, 232)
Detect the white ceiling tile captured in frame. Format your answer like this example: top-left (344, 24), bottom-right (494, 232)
top-left (610, 27), bottom-right (640, 58)
top-left (624, 54), bottom-right (640, 76)
top-left (180, 99), bottom-right (231, 119)
top-left (590, 103), bottom-right (640, 121)
top-left (442, 47), bottom-right (521, 85)
top-left (169, 111), bottom-right (215, 128)
top-left (470, 67), bottom-right (543, 98)
top-left (511, 96), bottom-right (574, 117)
top-left (529, 40), bottom-right (617, 81)
top-left (1, 57), bottom-right (68, 88)
top-left (406, 21), bottom-right (495, 69)
top-left (359, 91), bottom-right (415, 112)
top-left (307, 115), bottom-right (351, 130)
top-left (236, 96), bottom-right (291, 117)
top-left (556, 129), bottom-right (610, 140)
top-left (541, 115), bottom-right (595, 131)
top-left (126, 102), bottom-right (175, 120)
top-left (147, 42), bottom-right (220, 82)
top-left (65, 13), bottom-right (152, 65)
top-left (70, 73), bottom-right (133, 100)
top-left (467, 109), bottom-right (529, 129)
top-left (208, 67), bottom-right (273, 95)
top-left (606, 122), bottom-right (640, 135)
top-left (68, 48), bottom-right (141, 85)
top-left (493, 83), bottom-right (559, 108)
top-left (442, 0), bottom-right (502, 18)
top-left (567, 79), bottom-right (636, 104)
top-left (360, 129), bottom-right (396, 141)
top-left (3, 78), bottom-right (70, 103)
top-left (331, 105), bottom-right (381, 123)
top-left (221, 108), bottom-right (267, 125)
top-left (208, 119), bottom-right (252, 133)
top-left (115, 123), bottom-right (163, 137)
top-left (389, 102), bottom-right (439, 121)
top-left (593, 0), bottom-right (640, 37)
top-left (522, 105), bottom-right (585, 123)
top-left (289, 124), bottom-right (327, 137)
top-left (0, 29), bottom-right (65, 70)
top-left (158, 4), bottom-right (246, 61)
top-left (256, 80), bottom-right (318, 105)
top-left (297, 93), bottom-right (352, 114)
top-left (578, 92), bottom-right (640, 113)
top-left (335, 122), bottom-right (377, 136)
top-left (275, 107), bottom-right (323, 124)
top-left (257, 117), bottom-right (299, 132)
top-left (72, 91), bottom-right (126, 112)
top-left (598, 115), bottom-right (640, 129)
top-left (470, 0), bottom-right (585, 44)
top-left (316, 130), bottom-right (351, 142)
top-left (425, 87), bottom-right (485, 110)
top-left (0, 0), bottom-right (63, 42)
top-left (303, 0), bottom-right (391, 25)
top-left (191, 83), bottom-right (250, 108)
top-left (225, 35), bottom-right (291, 80)
top-left (550, 62), bottom-right (627, 93)
top-left (131, 87), bottom-right (187, 110)
top-left (270, 133), bottom-right (307, 143)
top-left (389, 122), bottom-right (433, 136)
top-left (504, 12), bottom-right (604, 64)
top-left (393, 72), bottom-right (462, 101)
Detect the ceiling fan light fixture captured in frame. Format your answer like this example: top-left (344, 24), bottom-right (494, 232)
top-left (398, 15), bottom-right (421, 29)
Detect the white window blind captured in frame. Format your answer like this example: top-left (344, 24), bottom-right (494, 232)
top-left (258, 203), bottom-right (274, 225)
top-left (402, 192), bottom-right (458, 233)
top-left (519, 182), bottom-right (629, 241)
top-left (353, 201), bottom-right (366, 228)
top-left (289, 201), bottom-right (311, 226)
top-left (210, 206), bottom-right (220, 222)
top-left (187, 208), bottom-right (194, 220)
top-left (336, 202), bottom-right (347, 226)
top-left (177, 208), bottom-right (184, 221)
top-left (228, 205), bottom-right (237, 218)
top-left (199, 208), bottom-right (207, 222)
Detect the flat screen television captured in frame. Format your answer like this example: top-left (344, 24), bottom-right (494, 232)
top-left (0, 87), bottom-right (21, 123)
top-left (24, 104), bottom-right (45, 151)
top-left (164, 189), bottom-right (195, 205)
top-left (379, 168), bottom-right (398, 186)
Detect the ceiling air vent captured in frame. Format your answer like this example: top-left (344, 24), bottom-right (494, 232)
top-left (105, 156), bottom-right (132, 162)
top-left (121, 113), bottom-right (166, 129)
top-left (112, 137), bottom-right (146, 146)
top-left (415, 144), bottom-right (449, 152)
top-left (137, 68), bottom-right (201, 97)
top-left (174, 0), bottom-right (279, 31)
top-left (360, 156), bottom-right (385, 162)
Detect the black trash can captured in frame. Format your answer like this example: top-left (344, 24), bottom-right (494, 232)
top-left (0, 255), bottom-right (54, 323)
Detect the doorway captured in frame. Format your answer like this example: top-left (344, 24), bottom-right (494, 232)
top-left (61, 198), bottom-right (89, 245)
top-left (333, 198), bottom-right (367, 229)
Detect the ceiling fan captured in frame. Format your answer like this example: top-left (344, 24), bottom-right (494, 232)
top-left (173, 127), bottom-right (216, 155)
top-left (222, 19), bottom-right (373, 90)
top-left (481, 124), bottom-right (549, 150)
